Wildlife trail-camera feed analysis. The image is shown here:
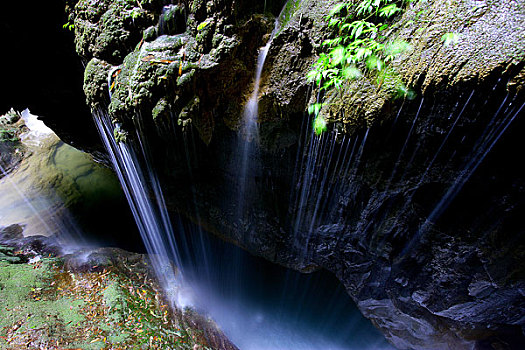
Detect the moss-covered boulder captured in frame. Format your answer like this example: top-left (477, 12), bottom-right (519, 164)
top-left (70, 0), bottom-right (156, 64)
top-left (73, 0), bottom-right (276, 144)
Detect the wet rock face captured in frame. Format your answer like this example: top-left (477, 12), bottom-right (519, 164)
top-left (66, 0), bottom-right (525, 349)
top-left (74, 0), bottom-right (283, 144)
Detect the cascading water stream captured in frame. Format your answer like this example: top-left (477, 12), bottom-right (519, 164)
top-left (92, 110), bottom-right (185, 306)
top-left (236, 2), bottom-right (290, 224)
top-left (400, 97), bottom-right (525, 256)
top-left (291, 119), bottom-right (370, 262)
top-left (236, 41), bottom-right (270, 217)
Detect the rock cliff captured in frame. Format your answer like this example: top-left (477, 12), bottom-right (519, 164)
top-left (40, 0), bottom-right (525, 348)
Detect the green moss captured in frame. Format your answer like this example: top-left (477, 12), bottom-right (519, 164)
top-left (0, 258), bottom-right (87, 348)
top-left (177, 68), bottom-right (195, 86)
top-left (0, 252), bottom-right (22, 263)
top-left (143, 25), bottom-right (157, 42)
top-left (83, 58), bottom-right (111, 110)
top-left (152, 97), bottom-right (171, 120)
top-left (108, 32), bottom-right (193, 122)
top-left (72, 0), bottom-right (156, 62)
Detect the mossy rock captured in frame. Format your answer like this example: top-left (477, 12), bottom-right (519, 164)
top-left (0, 243), bottom-right (237, 349)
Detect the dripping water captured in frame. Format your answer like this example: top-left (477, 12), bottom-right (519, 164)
top-left (291, 115), bottom-right (370, 262)
top-left (404, 98), bottom-right (525, 253)
top-left (236, 2), bottom-right (290, 232)
top-left (92, 110), bottom-right (185, 306)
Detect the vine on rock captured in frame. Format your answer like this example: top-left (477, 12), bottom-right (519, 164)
top-left (307, 0), bottom-right (417, 134)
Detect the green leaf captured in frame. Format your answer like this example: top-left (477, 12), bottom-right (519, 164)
top-left (342, 66), bottom-right (363, 79)
top-left (308, 102), bottom-right (325, 116)
top-left (329, 3), bottom-right (346, 16)
top-left (379, 4), bottom-right (401, 18)
top-left (441, 32), bottom-right (460, 46)
top-left (197, 21), bottom-right (210, 31)
top-left (329, 18), bottom-right (340, 27)
top-left (62, 22), bottom-right (74, 31)
top-left (306, 69), bottom-right (318, 83)
top-left (341, 23), bottom-right (352, 32)
top-left (365, 55), bottom-right (384, 71)
top-left (329, 46), bottom-right (346, 66)
top-left (384, 40), bottom-right (412, 57)
top-left (354, 22), bottom-right (364, 39)
top-left (313, 116), bottom-right (327, 135)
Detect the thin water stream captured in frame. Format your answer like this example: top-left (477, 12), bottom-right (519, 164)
top-left (92, 110), bottom-right (184, 305)
top-left (236, 2), bottom-right (288, 224)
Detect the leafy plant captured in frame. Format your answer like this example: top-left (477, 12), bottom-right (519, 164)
top-left (62, 22), bottom-right (74, 31)
top-left (197, 21), bottom-right (209, 31)
top-left (307, 0), bottom-right (416, 133)
top-left (441, 32), bottom-right (459, 46)
top-left (313, 115), bottom-right (328, 135)
top-left (308, 102), bottom-right (328, 135)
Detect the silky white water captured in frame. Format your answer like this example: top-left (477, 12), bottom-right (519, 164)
top-left (92, 111), bottom-right (185, 306)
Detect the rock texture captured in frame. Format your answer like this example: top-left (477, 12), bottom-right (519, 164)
top-left (0, 110), bottom-right (140, 249)
top-left (63, 0), bottom-right (525, 349)
top-left (320, 0), bottom-right (525, 132)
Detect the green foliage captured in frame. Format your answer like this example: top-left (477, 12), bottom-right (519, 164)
top-left (308, 102), bottom-right (326, 117)
top-left (0, 128), bottom-right (20, 142)
top-left (441, 32), bottom-right (460, 46)
top-left (307, 0), bottom-right (416, 133)
top-left (309, 0), bottom-right (413, 90)
top-left (197, 21), bottom-right (209, 31)
top-left (308, 103), bottom-right (328, 135)
top-left (62, 21), bottom-right (75, 31)
top-left (313, 116), bottom-right (328, 135)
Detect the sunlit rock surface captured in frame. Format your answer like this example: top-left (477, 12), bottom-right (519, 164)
top-left (0, 110), bottom-right (138, 248)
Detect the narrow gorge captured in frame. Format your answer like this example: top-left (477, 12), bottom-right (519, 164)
top-left (1, 0), bottom-right (524, 349)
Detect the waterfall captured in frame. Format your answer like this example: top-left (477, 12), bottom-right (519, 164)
top-left (240, 1), bottom-right (292, 136)
top-left (241, 36), bottom-right (272, 139)
top-left (291, 125), bottom-right (370, 262)
top-left (235, 9), bottom-right (284, 234)
top-left (400, 97), bottom-right (525, 257)
top-left (92, 110), bottom-right (186, 306)
top-left (236, 40), bottom-right (271, 220)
